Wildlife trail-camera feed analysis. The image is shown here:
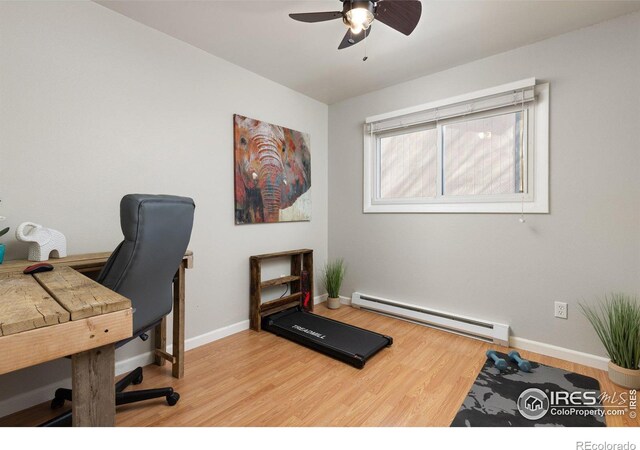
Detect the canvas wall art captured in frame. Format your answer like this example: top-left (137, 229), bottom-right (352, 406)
top-left (234, 114), bottom-right (311, 224)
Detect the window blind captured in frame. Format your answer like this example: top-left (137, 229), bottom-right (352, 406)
top-left (366, 79), bottom-right (536, 134)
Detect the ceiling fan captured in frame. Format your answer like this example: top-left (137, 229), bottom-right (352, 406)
top-left (289, 0), bottom-right (422, 50)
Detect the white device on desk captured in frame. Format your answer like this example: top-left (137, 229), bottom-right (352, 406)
top-left (15, 222), bottom-right (67, 261)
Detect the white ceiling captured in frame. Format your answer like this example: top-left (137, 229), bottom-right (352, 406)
top-left (97, 1), bottom-right (640, 104)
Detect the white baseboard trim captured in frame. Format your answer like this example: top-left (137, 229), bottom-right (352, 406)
top-left (510, 336), bottom-right (609, 371)
top-left (111, 294), bottom-right (327, 375)
top-left (115, 351), bottom-right (155, 376)
top-left (183, 319), bottom-right (250, 352)
top-left (110, 296), bottom-right (329, 376)
top-left (114, 319), bottom-right (253, 376)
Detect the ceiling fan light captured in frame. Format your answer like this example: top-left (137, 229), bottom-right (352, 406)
top-left (350, 22), bottom-right (364, 35)
top-left (345, 7), bottom-right (374, 34)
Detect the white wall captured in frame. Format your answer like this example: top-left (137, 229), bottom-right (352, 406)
top-left (0, 2), bottom-right (328, 416)
top-left (328, 12), bottom-right (640, 357)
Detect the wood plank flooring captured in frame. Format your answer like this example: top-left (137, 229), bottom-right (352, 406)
top-left (1, 305), bottom-right (638, 427)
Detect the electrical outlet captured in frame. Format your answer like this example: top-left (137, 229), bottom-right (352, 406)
top-left (555, 301), bottom-right (568, 319)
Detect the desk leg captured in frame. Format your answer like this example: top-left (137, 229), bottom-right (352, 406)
top-left (71, 344), bottom-right (115, 427)
top-left (154, 317), bottom-right (167, 367)
top-left (172, 262), bottom-right (186, 379)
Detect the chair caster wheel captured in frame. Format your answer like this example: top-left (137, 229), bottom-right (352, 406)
top-left (51, 397), bottom-right (65, 409)
top-left (166, 392), bottom-right (180, 406)
top-left (132, 374), bottom-right (143, 385)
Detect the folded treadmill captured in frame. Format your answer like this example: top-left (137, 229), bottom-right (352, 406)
top-left (262, 306), bottom-right (393, 369)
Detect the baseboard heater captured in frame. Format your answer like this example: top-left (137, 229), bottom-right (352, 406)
top-left (351, 292), bottom-right (509, 346)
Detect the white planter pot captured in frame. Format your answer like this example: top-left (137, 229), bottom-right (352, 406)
top-left (608, 361), bottom-right (640, 389)
top-left (327, 297), bottom-right (341, 310)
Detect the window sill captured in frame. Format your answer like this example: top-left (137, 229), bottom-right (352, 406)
top-left (363, 201), bottom-right (549, 214)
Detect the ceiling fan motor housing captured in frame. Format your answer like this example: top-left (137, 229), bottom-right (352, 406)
top-left (342, 0), bottom-right (376, 28)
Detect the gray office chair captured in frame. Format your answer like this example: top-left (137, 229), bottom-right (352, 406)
top-left (42, 194), bottom-right (195, 426)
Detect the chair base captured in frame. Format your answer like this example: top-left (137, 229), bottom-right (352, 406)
top-left (40, 366), bottom-right (179, 427)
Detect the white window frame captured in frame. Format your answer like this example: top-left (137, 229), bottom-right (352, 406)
top-left (363, 80), bottom-right (549, 214)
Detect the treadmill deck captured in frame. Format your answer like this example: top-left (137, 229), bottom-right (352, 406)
top-left (262, 307), bottom-right (392, 369)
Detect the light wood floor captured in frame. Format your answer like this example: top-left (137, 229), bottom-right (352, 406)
top-left (1, 305), bottom-right (638, 427)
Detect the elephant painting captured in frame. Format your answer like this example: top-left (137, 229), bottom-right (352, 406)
top-left (234, 114), bottom-right (311, 224)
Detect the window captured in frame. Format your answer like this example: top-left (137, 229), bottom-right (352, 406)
top-left (379, 126), bottom-right (438, 199)
top-left (364, 79), bottom-right (549, 213)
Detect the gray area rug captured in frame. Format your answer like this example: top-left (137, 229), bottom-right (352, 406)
top-left (451, 351), bottom-right (606, 427)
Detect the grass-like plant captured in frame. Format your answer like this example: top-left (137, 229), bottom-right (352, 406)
top-left (322, 258), bottom-right (346, 299)
top-left (580, 293), bottom-right (640, 370)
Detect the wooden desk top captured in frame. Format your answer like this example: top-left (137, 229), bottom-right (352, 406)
top-left (0, 271), bottom-right (70, 336)
top-left (0, 266), bottom-right (133, 374)
top-left (0, 266), bottom-right (131, 336)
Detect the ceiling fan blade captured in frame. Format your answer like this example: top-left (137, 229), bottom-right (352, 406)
top-left (338, 26), bottom-right (372, 50)
top-left (375, 0), bottom-right (422, 36)
top-left (289, 11), bottom-right (343, 23)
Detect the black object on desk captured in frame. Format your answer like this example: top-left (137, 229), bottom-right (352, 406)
top-left (23, 263), bottom-right (54, 274)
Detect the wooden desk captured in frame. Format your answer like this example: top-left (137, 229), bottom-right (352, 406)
top-left (0, 266), bottom-right (133, 426)
top-left (0, 250), bottom-right (193, 379)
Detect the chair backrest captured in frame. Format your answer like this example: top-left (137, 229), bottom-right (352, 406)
top-left (98, 194), bottom-right (195, 336)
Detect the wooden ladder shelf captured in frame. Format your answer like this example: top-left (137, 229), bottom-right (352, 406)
top-left (250, 249), bottom-right (313, 331)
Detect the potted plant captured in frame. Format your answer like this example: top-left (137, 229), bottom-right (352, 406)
top-left (321, 258), bottom-right (346, 310)
top-left (580, 293), bottom-right (640, 389)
